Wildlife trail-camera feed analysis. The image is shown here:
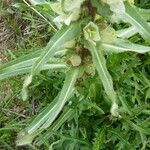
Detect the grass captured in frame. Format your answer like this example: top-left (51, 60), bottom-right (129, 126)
top-left (0, 0), bottom-right (54, 149)
top-left (0, 0), bottom-right (150, 149)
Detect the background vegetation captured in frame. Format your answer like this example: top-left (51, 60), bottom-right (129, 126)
top-left (0, 0), bottom-right (150, 149)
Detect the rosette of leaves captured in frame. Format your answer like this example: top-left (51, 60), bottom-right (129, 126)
top-left (0, 0), bottom-right (150, 148)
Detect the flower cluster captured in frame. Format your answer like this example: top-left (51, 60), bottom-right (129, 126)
top-left (51, 0), bottom-right (85, 27)
top-left (102, 0), bottom-right (125, 22)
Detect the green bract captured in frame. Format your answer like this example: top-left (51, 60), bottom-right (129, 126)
top-left (0, 0), bottom-right (150, 149)
top-left (84, 22), bottom-right (101, 45)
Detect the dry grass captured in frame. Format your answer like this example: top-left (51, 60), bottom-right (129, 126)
top-left (0, 22), bottom-right (15, 62)
top-left (0, 0), bottom-right (15, 63)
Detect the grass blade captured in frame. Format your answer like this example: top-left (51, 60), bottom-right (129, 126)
top-left (32, 23), bottom-right (80, 75)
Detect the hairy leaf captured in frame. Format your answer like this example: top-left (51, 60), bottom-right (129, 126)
top-left (85, 42), bottom-right (117, 103)
top-left (32, 23), bottom-right (80, 75)
top-left (0, 49), bottom-right (67, 81)
top-left (102, 39), bottom-right (150, 53)
top-left (37, 108), bottom-right (75, 146)
top-left (124, 2), bottom-right (150, 39)
top-left (136, 7), bottom-right (150, 21)
top-left (117, 23), bottom-right (150, 38)
top-left (0, 62), bottom-right (67, 81)
top-left (17, 68), bottom-right (79, 145)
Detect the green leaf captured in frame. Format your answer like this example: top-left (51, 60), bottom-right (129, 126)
top-left (0, 49), bottom-right (67, 81)
top-left (124, 2), bottom-right (150, 40)
top-left (37, 108), bottom-right (75, 146)
top-left (0, 62), bottom-right (67, 81)
top-left (85, 41), bottom-right (119, 117)
top-left (118, 94), bottom-right (133, 116)
top-left (29, 0), bottom-right (46, 5)
top-left (40, 68), bottom-right (79, 129)
top-left (51, 108), bottom-right (74, 131)
top-left (85, 42), bottom-right (117, 103)
top-left (108, 128), bottom-right (134, 150)
top-left (83, 100), bottom-right (105, 114)
top-left (92, 128), bottom-right (105, 150)
top-left (124, 119), bottom-right (150, 135)
top-left (102, 39), bottom-right (150, 53)
top-left (91, 0), bottom-right (112, 19)
top-left (16, 68), bottom-right (79, 145)
top-left (0, 50), bottom-right (41, 70)
top-left (136, 7), bottom-right (150, 21)
top-left (0, 49), bottom-right (66, 71)
top-left (145, 88), bottom-right (150, 100)
top-left (32, 23), bottom-right (80, 75)
top-left (0, 49), bottom-right (66, 70)
top-left (117, 26), bottom-right (138, 38)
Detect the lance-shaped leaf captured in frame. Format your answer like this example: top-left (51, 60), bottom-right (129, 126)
top-left (101, 39), bottom-right (150, 53)
top-left (0, 59), bottom-right (67, 81)
top-left (117, 23), bottom-right (150, 38)
top-left (0, 48), bottom-right (67, 72)
top-left (39, 69), bottom-right (79, 129)
top-left (117, 26), bottom-right (138, 38)
top-left (0, 63), bottom-right (67, 81)
top-left (92, 0), bottom-right (150, 22)
top-left (0, 50), bottom-right (41, 70)
top-left (16, 68), bottom-right (79, 145)
top-left (124, 2), bottom-right (150, 40)
top-left (84, 22), bottom-right (118, 116)
top-left (0, 49), bottom-right (67, 81)
top-left (85, 42), bottom-right (117, 103)
top-left (32, 23), bottom-right (80, 75)
top-left (37, 108), bottom-right (75, 145)
top-left (136, 7), bottom-right (150, 21)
